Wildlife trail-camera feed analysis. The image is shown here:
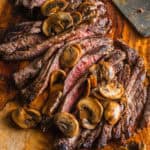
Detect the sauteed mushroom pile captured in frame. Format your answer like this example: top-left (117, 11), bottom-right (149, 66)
top-left (42, 0), bottom-right (100, 37)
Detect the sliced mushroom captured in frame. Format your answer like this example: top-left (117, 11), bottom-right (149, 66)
top-left (42, 91), bottom-right (62, 117)
top-left (41, 0), bottom-right (68, 16)
top-left (99, 81), bottom-right (124, 100)
top-left (42, 14), bottom-right (63, 36)
top-left (57, 12), bottom-right (73, 29)
top-left (29, 91), bottom-right (48, 110)
top-left (60, 44), bottom-right (81, 68)
top-left (11, 107), bottom-right (41, 129)
top-left (83, 78), bottom-right (91, 97)
top-left (77, 97), bottom-right (103, 129)
top-left (91, 88), bottom-right (108, 101)
top-left (104, 101), bottom-right (121, 125)
top-left (50, 69), bottom-right (66, 93)
top-left (99, 61), bottom-right (115, 81)
top-left (89, 74), bottom-right (97, 88)
top-left (71, 11), bottom-right (82, 25)
top-left (42, 12), bottom-right (73, 36)
top-left (54, 112), bottom-right (79, 137)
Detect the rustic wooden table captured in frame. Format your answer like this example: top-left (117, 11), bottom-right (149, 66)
top-left (0, 0), bottom-right (149, 150)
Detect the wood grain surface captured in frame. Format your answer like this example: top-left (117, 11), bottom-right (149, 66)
top-left (0, 0), bottom-right (149, 150)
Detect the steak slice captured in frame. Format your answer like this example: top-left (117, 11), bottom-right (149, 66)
top-left (115, 39), bottom-right (138, 65)
top-left (61, 48), bottom-right (112, 112)
top-left (118, 64), bottom-right (131, 88)
top-left (111, 60), bottom-right (146, 141)
top-left (1, 24), bottom-right (96, 61)
top-left (60, 76), bottom-right (87, 112)
top-left (13, 42), bottom-right (64, 89)
top-left (0, 34), bottom-right (45, 55)
top-left (13, 58), bottom-right (42, 89)
top-left (141, 85), bottom-right (150, 128)
top-left (3, 21), bottom-right (42, 42)
top-left (63, 40), bottom-right (113, 96)
top-left (14, 0), bottom-right (46, 9)
top-left (21, 55), bottom-right (55, 102)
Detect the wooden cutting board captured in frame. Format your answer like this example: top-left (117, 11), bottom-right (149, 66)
top-left (0, 0), bottom-right (149, 150)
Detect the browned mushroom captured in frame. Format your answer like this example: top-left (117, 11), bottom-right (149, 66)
top-left (29, 91), bottom-right (48, 110)
top-left (99, 81), bottom-right (124, 100)
top-left (83, 78), bottom-right (91, 97)
top-left (54, 112), bottom-right (79, 137)
top-left (104, 101), bottom-right (121, 125)
top-left (77, 97), bottom-right (103, 129)
top-left (42, 91), bottom-right (62, 117)
top-left (41, 0), bottom-right (68, 16)
top-left (60, 44), bottom-right (81, 68)
top-left (50, 69), bottom-right (66, 93)
top-left (89, 74), bottom-right (97, 88)
top-left (71, 11), bottom-right (82, 25)
top-left (42, 12), bottom-right (73, 36)
top-left (42, 14), bottom-right (63, 36)
top-left (11, 107), bottom-right (41, 129)
top-left (99, 61), bottom-right (115, 81)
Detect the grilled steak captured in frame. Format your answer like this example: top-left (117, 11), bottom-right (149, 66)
top-left (14, 0), bottom-right (46, 9)
top-left (54, 39), bottom-right (148, 150)
top-left (2, 1), bottom-right (149, 150)
top-left (3, 21), bottom-right (42, 42)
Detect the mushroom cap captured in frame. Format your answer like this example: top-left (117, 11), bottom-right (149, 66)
top-left (104, 101), bottom-right (121, 125)
top-left (60, 44), bottom-right (81, 68)
top-left (77, 97), bottom-right (103, 129)
top-left (42, 12), bottom-right (73, 36)
top-left (71, 11), bottom-right (82, 25)
top-left (99, 81), bottom-right (124, 100)
top-left (99, 61), bottom-right (115, 81)
top-left (42, 13), bottom-right (62, 36)
top-left (11, 107), bottom-right (41, 129)
top-left (50, 69), bottom-right (66, 93)
top-left (54, 112), bottom-right (79, 137)
top-left (83, 78), bottom-right (91, 97)
top-left (41, 0), bottom-right (68, 16)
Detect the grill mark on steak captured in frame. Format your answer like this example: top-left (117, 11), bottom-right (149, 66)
top-left (4, 21), bottom-right (42, 42)
top-left (140, 85), bottom-right (150, 128)
top-left (21, 55), bottom-right (55, 102)
top-left (63, 44), bottom-right (113, 96)
top-left (0, 34), bottom-right (45, 56)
